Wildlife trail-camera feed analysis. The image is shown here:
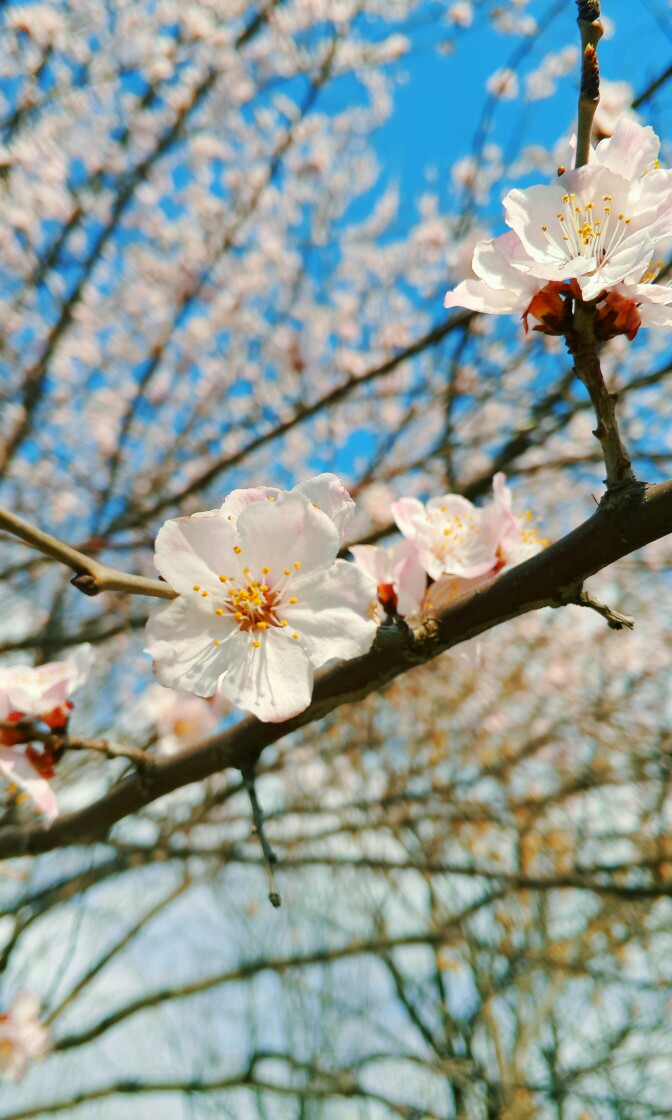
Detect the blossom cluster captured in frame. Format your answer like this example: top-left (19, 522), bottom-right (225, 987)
top-left (443, 119), bottom-right (672, 340)
top-left (352, 473), bottom-right (546, 620)
top-left (145, 473), bottom-right (545, 725)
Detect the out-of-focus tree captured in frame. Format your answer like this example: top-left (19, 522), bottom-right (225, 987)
top-left (1, 0), bottom-right (672, 1116)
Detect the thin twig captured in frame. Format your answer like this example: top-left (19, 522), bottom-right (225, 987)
top-left (242, 766), bottom-right (281, 908)
top-left (0, 506), bottom-right (175, 600)
top-left (575, 590), bottom-right (635, 630)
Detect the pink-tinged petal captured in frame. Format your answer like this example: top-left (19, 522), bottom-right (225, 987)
top-left (294, 473), bottom-right (355, 544)
top-left (391, 542), bottom-right (427, 617)
top-left (593, 118), bottom-right (660, 179)
top-left (471, 231), bottom-right (529, 287)
top-left (628, 282), bottom-right (672, 305)
top-left (145, 598), bottom-right (238, 697)
top-left (349, 545), bottom-right (391, 584)
top-left (636, 302), bottom-right (672, 328)
top-left (218, 486), bottom-right (281, 521)
top-left (153, 515), bottom-right (237, 598)
top-left (0, 749), bottom-right (58, 823)
top-left (444, 278), bottom-right (531, 314)
top-left (578, 238), bottom-right (654, 300)
top-left (426, 494), bottom-right (478, 519)
top-left (284, 561), bottom-right (377, 665)
top-left (0, 645), bottom-right (94, 716)
top-left (503, 183), bottom-right (569, 261)
top-left (391, 497), bottom-right (426, 539)
top-left (236, 491), bottom-right (339, 580)
top-left (218, 628), bottom-right (313, 722)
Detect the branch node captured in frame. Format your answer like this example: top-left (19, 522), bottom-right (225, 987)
top-left (70, 572), bottom-right (100, 597)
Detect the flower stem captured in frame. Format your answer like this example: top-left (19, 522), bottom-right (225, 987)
top-left (0, 506), bottom-right (176, 600)
top-left (575, 1), bottom-right (603, 167)
top-left (568, 302), bottom-right (636, 491)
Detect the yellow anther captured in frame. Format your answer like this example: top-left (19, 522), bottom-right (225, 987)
top-left (261, 566), bottom-right (270, 574)
top-left (267, 496), bottom-right (275, 501)
top-left (281, 620), bottom-right (288, 626)
top-left (292, 633), bottom-right (299, 640)
top-left (283, 567), bottom-right (290, 576)
top-left (294, 562), bottom-right (301, 570)
top-left (603, 195), bottom-right (612, 201)
top-left (252, 640), bottom-right (261, 648)
top-left (257, 622), bottom-right (267, 630)
top-left (201, 591), bottom-right (209, 597)
top-left (193, 584), bottom-right (200, 591)
top-left (219, 574), bottom-right (227, 582)
top-left (289, 596), bottom-right (297, 604)
top-left (234, 546), bottom-right (242, 554)
top-left (214, 639), bottom-right (220, 647)
top-left (235, 611), bottom-right (243, 620)
top-left (260, 584), bottom-right (268, 592)
top-left (216, 608), bottom-right (223, 616)
top-left (227, 515), bottom-right (232, 520)
top-left (541, 225), bottom-right (547, 231)
top-left (562, 194), bottom-right (569, 203)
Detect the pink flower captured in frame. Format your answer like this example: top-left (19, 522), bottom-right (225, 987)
top-left (486, 473), bottom-right (547, 568)
top-left (0, 994), bottom-right (49, 1081)
top-left (350, 540), bottom-right (427, 617)
top-left (444, 120), bottom-right (672, 337)
top-left (0, 645), bottom-right (93, 822)
top-left (391, 494), bottom-right (498, 582)
top-left (392, 475), bottom-right (546, 586)
top-left (145, 485), bottom-right (377, 723)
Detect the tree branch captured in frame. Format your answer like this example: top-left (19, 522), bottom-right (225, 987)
top-left (0, 506), bottom-right (174, 601)
top-left (0, 477), bottom-right (669, 859)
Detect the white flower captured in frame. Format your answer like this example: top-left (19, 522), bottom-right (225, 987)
top-left (391, 494), bottom-right (498, 582)
top-left (0, 645), bottom-right (93, 723)
top-left (486, 68), bottom-right (519, 101)
top-left (0, 994), bottom-right (49, 1081)
top-left (350, 540), bottom-right (427, 617)
top-left (145, 488), bottom-right (377, 723)
top-left (0, 645), bottom-right (93, 823)
top-left (444, 119), bottom-right (672, 335)
top-left (141, 684), bottom-right (222, 756)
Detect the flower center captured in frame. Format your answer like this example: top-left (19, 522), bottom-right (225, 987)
top-left (542, 191), bottom-right (632, 264)
top-left (225, 577), bottom-right (283, 633)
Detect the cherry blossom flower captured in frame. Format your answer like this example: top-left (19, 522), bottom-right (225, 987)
top-left (141, 684), bottom-right (223, 756)
top-left (0, 994), bottom-right (49, 1080)
top-left (392, 475), bottom-right (546, 585)
top-left (486, 473), bottom-right (548, 568)
top-left (145, 488), bottom-right (377, 723)
top-left (350, 540), bottom-right (427, 618)
top-left (0, 645), bottom-right (93, 822)
top-left (391, 494), bottom-right (499, 582)
top-left (486, 68), bottom-right (519, 101)
top-left (444, 119), bottom-right (672, 337)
